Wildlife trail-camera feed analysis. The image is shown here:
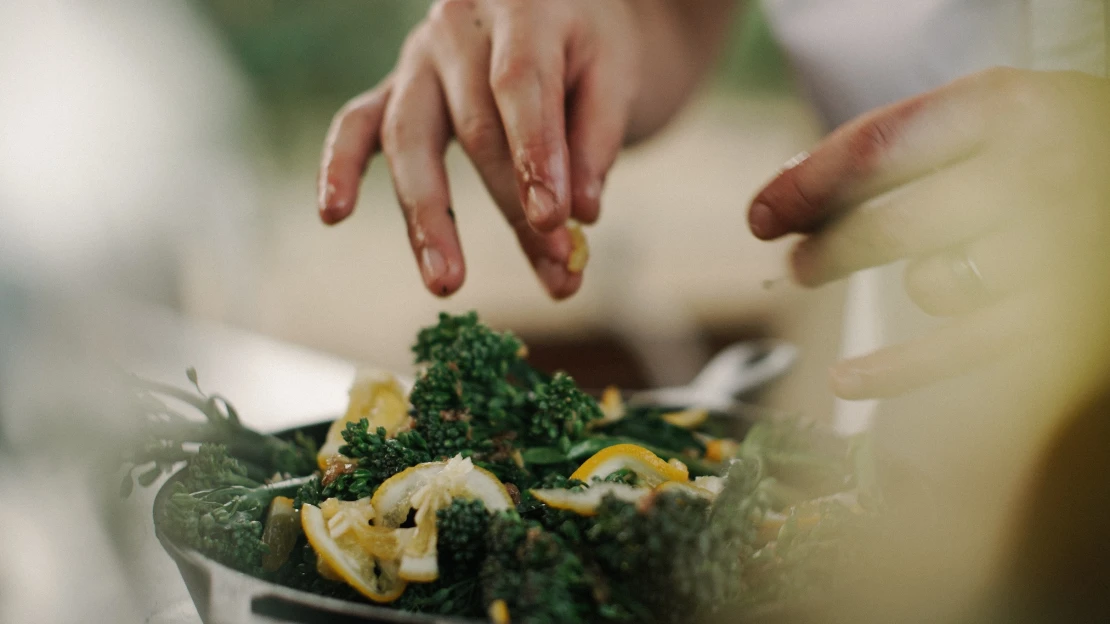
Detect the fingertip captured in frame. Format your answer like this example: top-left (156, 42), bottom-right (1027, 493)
top-left (534, 256), bottom-right (582, 300)
top-left (571, 177), bottom-right (602, 224)
top-left (319, 202), bottom-right (353, 226)
top-left (421, 246), bottom-right (466, 297)
top-left (748, 201), bottom-right (783, 240)
top-left (317, 172), bottom-right (356, 224)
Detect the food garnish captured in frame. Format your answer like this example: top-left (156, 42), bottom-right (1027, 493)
top-left (317, 369), bottom-right (410, 470)
top-left (569, 443), bottom-right (689, 486)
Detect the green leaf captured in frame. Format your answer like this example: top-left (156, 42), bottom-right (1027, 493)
top-left (522, 447), bottom-right (568, 465)
top-left (567, 437), bottom-right (616, 461)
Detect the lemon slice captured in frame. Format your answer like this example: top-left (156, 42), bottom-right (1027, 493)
top-left (704, 438), bottom-right (740, 462)
top-left (301, 503), bottom-right (407, 603)
top-left (261, 496), bottom-right (299, 572)
top-left (661, 408), bottom-right (709, 429)
top-left (653, 480), bottom-right (717, 500)
top-left (570, 444), bottom-right (690, 486)
top-left (566, 221), bottom-right (590, 273)
top-left (489, 599), bottom-right (511, 624)
top-left (356, 525), bottom-right (415, 561)
top-left (371, 455), bottom-right (513, 582)
top-left (693, 475), bottom-right (725, 496)
top-left (530, 482), bottom-right (650, 515)
top-left (594, 386), bottom-right (625, 427)
top-left (318, 369), bottom-right (411, 470)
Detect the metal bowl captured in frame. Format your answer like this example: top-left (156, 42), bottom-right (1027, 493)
top-left (153, 419), bottom-right (921, 624)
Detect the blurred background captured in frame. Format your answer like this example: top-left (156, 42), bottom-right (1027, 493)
top-left (0, 0), bottom-right (840, 408)
top-left (0, 3), bottom-right (845, 623)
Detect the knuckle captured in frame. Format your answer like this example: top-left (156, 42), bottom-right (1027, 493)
top-left (400, 193), bottom-right (450, 236)
top-left (855, 116), bottom-right (901, 158)
top-left (784, 174), bottom-right (822, 225)
top-left (428, 0), bottom-right (477, 24)
top-left (757, 171), bottom-right (825, 231)
top-left (380, 108), bottom-right (407, 154)
top-left (399, 24), bottom-right (432, 59)
top-left (489, 50), bottom-right (540, 93)
top-left (455, 113), bottom-right (505, 159)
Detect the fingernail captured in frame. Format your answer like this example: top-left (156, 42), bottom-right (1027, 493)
top-left (749, 202), bottom-right (780, 239)
top-left (582, 178), bottom-right (602, 203)
top-left (421, 246), bottom-right (446, 284)
top-left (527, 185), bottom-right (558, 225)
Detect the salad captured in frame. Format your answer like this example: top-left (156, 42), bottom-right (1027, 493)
top-left (124, 312), bottom-right (880, 623)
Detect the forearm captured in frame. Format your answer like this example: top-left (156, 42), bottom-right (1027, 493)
top-left (625, 0), bottom-right (744, 143)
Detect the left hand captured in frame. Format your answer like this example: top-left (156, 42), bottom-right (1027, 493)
top-left (748, 67), bottom-right (1110, 400)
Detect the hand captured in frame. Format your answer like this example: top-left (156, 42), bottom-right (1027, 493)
top-left (316, 0), bottom-right (643, 299)
top-left (748, 68), bottom-right (1110, 400)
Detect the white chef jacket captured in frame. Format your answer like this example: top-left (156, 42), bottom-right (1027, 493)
top-left (761, 0), bottom-right (1110, 434)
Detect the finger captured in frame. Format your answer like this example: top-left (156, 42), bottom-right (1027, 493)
top-left (748, 69), bottom-right (1015, 240)
top-left (488, 4), bottom-right (571, 232)
top-left (517, 223), bottom-right (584, 300)
top-left (789, 159), bottom-right (1014, 286)
top-left (903, 220), bottom-right (1054, 316)
top-left (380, 62), bottom-right (465, 297)
top-left (427, 5), bottom-right (581, 299)
top-left (318, 79), bottom-right (393, 225)
top-left (829, 292), bottom-right (1039, 399)
top-left (566, 59), bottom-right (632, 224)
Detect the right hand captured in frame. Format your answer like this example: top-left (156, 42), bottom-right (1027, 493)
top-left (317, 0), bottom-right (643, 299)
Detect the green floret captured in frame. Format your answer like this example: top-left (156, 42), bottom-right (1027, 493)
top-left (162, 476), bottom-right (312, 576)
top-left (293, 476), bottom-right (323, 510)
top-left (482, 512), bottom-right (594, 624)
top-left (738, 418), bottom-right (855, 495)
top-left (123, 369), bottom-right (316, 496)
top-left (524, 373), bottom-right (602, 447)
top-left (436, 498), bottom-right (492, 578)
top-left (322, 421), bottom-right (433, 500)
top-left (409, 360), bottom-right (502, 458)
top-left (395, 498), bottom-right (493, 617)
top-left (413, 311), bottom-right (527, 379)
top-left (178, 443), bottom-right (259, 492)
top-left (407, 312), bottom-right (600, 489)
top-left (581, 492), bottom-right (719, 623)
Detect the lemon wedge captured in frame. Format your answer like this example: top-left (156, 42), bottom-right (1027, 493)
top-left (594, 386), bottom-right (625, 427)
top-left (661, 408), bottom-right (709, 429)
top-left (653, 480), bottom-right (717, 500)
top-left (301, 502), bottom-right (407, 603)
top-left (704, 438), bottom-right (740, 462)
top-left (529, 482), bottom-right (651, 515)
top-left (371, 455), bottom-right (513, 582)
top-left (570, 444), bottom-right (690, 486)
top-left (318, 369), bottom-right (411, 470)
top-left (260, 496), bottom-right (299, 572)
top-left (566, 222), bottom-right (590, 273)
